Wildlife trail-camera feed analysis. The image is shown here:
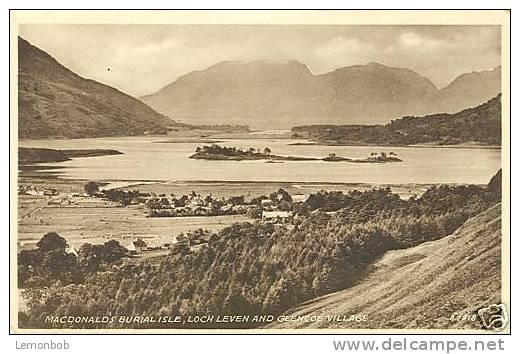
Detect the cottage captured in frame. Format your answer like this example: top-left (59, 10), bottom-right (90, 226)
top-left (65, 246), bottom-right (79, 257)
top-left (260, 199), bottom-right (274, 207)
top-left (145, 239), bottom-right (164, 250)
top-left (291, 194), bottom-right (308, 203)
top-left (174, 234), bottom-right (189, 245)
top-left (262, 210), bottom-right (291, 223)
top-left (127, 238), bottom-right (148, 253)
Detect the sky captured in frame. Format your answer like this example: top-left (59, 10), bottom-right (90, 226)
top-left (19, 24), bottom-right (501, 97)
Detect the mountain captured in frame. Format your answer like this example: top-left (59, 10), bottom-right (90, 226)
top-left (18, 37), bottom-right (176, 139)
top-left (315, 62), bottom-right (438, 121)
top-left (142, 60), bottom-right (322, 128)
top-left (292, 94), bottom-right (502, 146)
top-left (269, 203), bottom-right (502, 330)
top-left (437, 66), bottom-right (501, 113)
top-left (141, 60), bottom-right (500, 129)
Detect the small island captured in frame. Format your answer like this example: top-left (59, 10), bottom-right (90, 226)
top-left (189, 145), bottom-right (402, 163)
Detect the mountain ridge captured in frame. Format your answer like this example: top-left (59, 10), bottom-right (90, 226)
top-left (141, 60), bottom-right (500, 129)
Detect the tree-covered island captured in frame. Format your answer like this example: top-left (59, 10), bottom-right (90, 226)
top-left (189, 144), bottom-right (402, 163)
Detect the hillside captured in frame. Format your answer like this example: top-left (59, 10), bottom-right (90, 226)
top-left (18, 37), bottom-right (177, 139)
top-left (269, 203), bottom-right (502, 330)
top-left (292, 94), bottom-right (501, 146)
top-left (141, 60), bottom-right (500, 129)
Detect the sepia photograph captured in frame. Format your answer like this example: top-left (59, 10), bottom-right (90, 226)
top-left (9, 10), bottom-right (510, 334)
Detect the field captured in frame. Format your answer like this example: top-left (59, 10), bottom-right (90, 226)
top-left (17, 193), bottom-right (250, 250)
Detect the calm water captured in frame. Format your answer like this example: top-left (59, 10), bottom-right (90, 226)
top-left (19, 137), bottom-right (501, 185)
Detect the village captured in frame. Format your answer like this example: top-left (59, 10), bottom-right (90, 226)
top-left (18, 182), bottom-right (310, 260)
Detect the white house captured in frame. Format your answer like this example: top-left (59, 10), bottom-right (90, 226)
top-left (127, 238), bottom-right (148, 253)
top-left (260, 199), bottom-right (274, 207)
top-left (262, 210), bottom-right (291, 223)
top-left (291, 194), bottom-right (308, 203)
top-left (65, 246), bottom-right (79, 257)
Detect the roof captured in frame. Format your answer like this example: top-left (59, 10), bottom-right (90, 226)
top-left (130, 238), bottom-right (147, 248)
top-left (65, 246), bottom-right (78, 256)
top-left (291, 194), bottom-right (308, 203)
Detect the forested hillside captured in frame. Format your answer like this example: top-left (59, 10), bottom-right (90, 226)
top-left (293, 95), bottom-right (501, 146)
top-left (270, 203), bottom-right (502, 330)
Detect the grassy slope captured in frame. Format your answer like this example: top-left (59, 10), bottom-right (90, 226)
top-left (269, 203), bottom-right (502, 330)
top-left (18, 37), bottom-right (176, 139)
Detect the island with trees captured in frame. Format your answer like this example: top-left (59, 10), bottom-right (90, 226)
top-left (189, 144), bottom-right (402, 163)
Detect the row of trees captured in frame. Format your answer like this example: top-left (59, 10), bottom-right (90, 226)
top-left (195, 144), bottom-right (272, 156)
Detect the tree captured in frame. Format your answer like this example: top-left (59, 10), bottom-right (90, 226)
top-left (101, 240), bottom-right (127, 263)
top-left (36, 232), bottom-right (67, 252)
top-left (78, 243), bottom-right (100, 271)
top-left (246, 206), bottom-right (263, 219)
top-left (84, 181), bottom-right (100, 196)
top-left (263, 147), bottom-right (271, 155)
top-left (223, 287), bottom-right (250, 314)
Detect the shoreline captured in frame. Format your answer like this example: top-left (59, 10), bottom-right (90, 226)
top-left (289, 141), bottom-right (501, 149)
top-left (19, 173), bottom-right (482, 188)
top-left (19, 134), bottom-right (501, 150)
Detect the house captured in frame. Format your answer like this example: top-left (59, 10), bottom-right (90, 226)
top-left (291, 194), bottom-right (308, 203)
top-left (127, 238), bottom-right (148, 253)
top-left (65, 246), bottom-right (79, 257)
top-left (145, 239), bottom-right (164, 251)
top-left (174, 234), bottom-right (189, 245)
top-left (262, 210), bottom-right (291, 223)
top-left (48, 199), bottom-right (63, 206)
top-left (260, 199), bottom-right (274, 207)
top-left (43, 189), bottom-right (59, 196)
top-left (221, 204), bottom-right (234, 213)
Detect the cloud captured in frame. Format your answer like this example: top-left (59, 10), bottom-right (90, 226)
top-left (19, 24), bottom-right (501, 95)
top-left (312, 36), bottom-right (378, 71)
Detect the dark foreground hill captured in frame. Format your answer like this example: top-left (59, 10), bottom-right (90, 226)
top-left (18, 37), bottom-right (176, 139)
top-left (268, 203), bottom-right (502, 330)
top-left (293, 94), bottom-right (501, 146)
